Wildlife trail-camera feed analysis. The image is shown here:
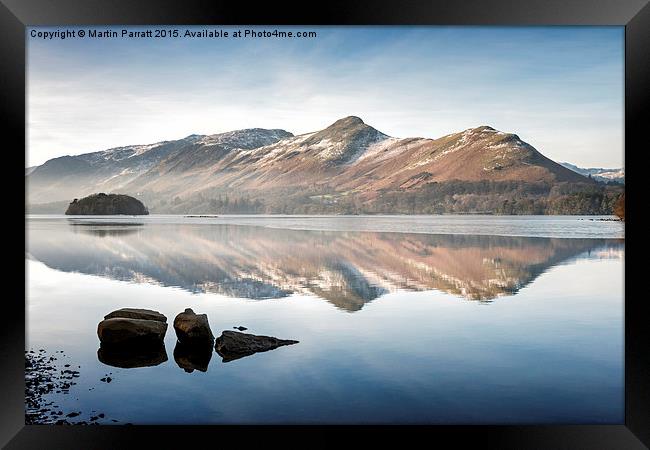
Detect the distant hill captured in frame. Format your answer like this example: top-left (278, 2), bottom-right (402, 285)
top-left (26, 117), bottom-right (623, 215)
top-left (560, 162), bottom-right (624, 184)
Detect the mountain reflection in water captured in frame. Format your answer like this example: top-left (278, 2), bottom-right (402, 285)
top-left (26, 221), bottom-right (623, 312)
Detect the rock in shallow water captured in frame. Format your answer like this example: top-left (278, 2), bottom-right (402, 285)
top-left (214, 330), bottom-right (298, 362)
top-left (104, 308), bottom-right (167, 323)
top-left (173, 308), bottom-right (214, 343)
top-left (98, 308), bottom-right (168, 347)
top-left (97, 318), bottom-right (167, 347)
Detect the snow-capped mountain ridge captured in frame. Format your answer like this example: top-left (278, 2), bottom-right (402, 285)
top-left (560, 162), bottom-right (624, 184)
top-left (27, 116), bottom-right (609, 212)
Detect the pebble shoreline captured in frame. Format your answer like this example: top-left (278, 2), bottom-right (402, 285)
top-left (25, 349), bottom-right (125, 425)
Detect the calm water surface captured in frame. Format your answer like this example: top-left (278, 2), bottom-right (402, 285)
top-left (26, 215), bottom-right (624, 424)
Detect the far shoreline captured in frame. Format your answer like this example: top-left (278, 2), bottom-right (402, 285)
top-left (24, 214), bottom-right (625, 241)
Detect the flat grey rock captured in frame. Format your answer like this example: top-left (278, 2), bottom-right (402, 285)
top-left (215, 330), bottom-right (298, 362)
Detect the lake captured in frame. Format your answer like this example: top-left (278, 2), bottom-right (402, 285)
top-left (25, 215), bottom-right (625, 424)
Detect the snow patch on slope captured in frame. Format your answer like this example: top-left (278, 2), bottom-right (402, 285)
top-left (356, 137), bottom-right (402, 162)
top-left (316, 130), bottom-right (390, 163)
top-left (198, 128), bottom-right (292, 150)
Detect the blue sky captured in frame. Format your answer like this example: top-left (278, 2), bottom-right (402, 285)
top-left (27, 26), bottom-right (624, 168)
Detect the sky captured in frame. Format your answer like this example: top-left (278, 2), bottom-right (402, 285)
top-left (27, 26), bottom-right (624, 168)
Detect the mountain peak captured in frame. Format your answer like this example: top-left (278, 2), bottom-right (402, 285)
top-left (319, 116), bottom-right (379, 138)
top-left (456, 125), bottom-right (521, 142)
top-left (329, 116), bottom-right (365, 127)
top-left (461, 125), bottom-right (501, 134)
top-left (302, 116), bottom-right (388, 164)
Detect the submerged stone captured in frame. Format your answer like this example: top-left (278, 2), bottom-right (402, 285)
top-left (214, 330), bottom-right (298, 362)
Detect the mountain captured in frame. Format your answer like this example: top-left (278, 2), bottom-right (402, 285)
top-left (560, 162), bottom-right (625, 184)
top-left (27, 116), bottom-right (623, 215)
top-left (28, 135), bottom-right (202, 204)
top-left (27, 129), bottom-right (291, 204)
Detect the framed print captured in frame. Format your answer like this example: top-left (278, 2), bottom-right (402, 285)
top-left (2, 0), bottom-right (647, 448)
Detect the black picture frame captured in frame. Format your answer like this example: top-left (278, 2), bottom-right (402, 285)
top-left (2, 0), bottom-right (646, 448)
